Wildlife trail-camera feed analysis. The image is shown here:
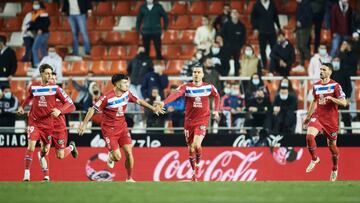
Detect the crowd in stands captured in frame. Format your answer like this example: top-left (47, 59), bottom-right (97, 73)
top-left (0, 0), bottom-right (359, 135)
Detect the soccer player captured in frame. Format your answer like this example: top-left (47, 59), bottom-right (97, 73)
top-left (17, 64), bottom-right (75, 181)
top-left (37, 72), bottom-right (78, 181)
top-left (78, 74), bottom-right (165, 182)
top-left (303, 63), bottom-right (347, 181)
top-left (155, 65), bottom-right (220, 181)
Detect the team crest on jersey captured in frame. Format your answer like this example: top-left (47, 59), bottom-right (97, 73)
top-left (310, 118), bottom-right (316, 122)
top-left (193, 96), bottom-right (203, 108)
top-left (47, 135), bottom-right (52, 140)
top-left (57, 139), bottom-right (65, 145)
top-left (39, 96), bottom-right (47, 107)
top-left (318, 94), bottom-right (326, 105)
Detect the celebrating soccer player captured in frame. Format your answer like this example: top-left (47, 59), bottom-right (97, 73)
top-left (78, 74), bottom-right (165, 182)
top-left (303, 63), bottom-right (347, 181)
top-left (17, 64), bottom-right (76, 181)
top-left (155, 65), bottom-right (220, 181)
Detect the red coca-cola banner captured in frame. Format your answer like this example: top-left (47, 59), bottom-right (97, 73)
top-left (1, 147), bottom-right (360, 181)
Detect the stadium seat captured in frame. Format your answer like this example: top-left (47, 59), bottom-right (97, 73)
top-left (71, 61), bottom-right (90, 75)
top-left (113, 1), bottom-right (131, 15)
top-left (10, 80), bottom-right (26, 102)
top-left (89, 31), bottom-right (102, 45)
top-left (44, 2), bottom-right (59, 16)
top-left (178, 45), bottom-right (196, 60)
top-left (320, 29), bottom-right (331, 44)
top-left (15, 62), bottom-right (31, 76)
top-left (282, 0), bottom-right (297, 15)
top-left (87, 16), bottom-right (98, 31)
top-left (104, 46), bottom-right (127, 60)
top-left (48, 31), bottom-right (66, 46)
top-left (121, 31), bottom-right (139, 45)
top-left (2, 17), bottom-right (22, 32)
top-left (55, 47), bottom-right (68, 59)
top-left (207, 1), bottom-right (224, 15)
top-left (170, 15), bottom-right (190, 30)
top-left (164, 60), bottom-right (185, 75)
top-left (190, 15), bottom-right (203, 29)
top-left (130, 1), bottom-right (144, 16)
top-left (162, 45), bottom-right (181, 59)
top-left (97, 16), bottom-right (116, 31)
top-left (230, 1), bottom-right (245, 13)
top-left (49, 16), bottom-right (60, 31)
top-left (103, 31), bottom-right (122, 45)
top-left (123, 46), bottom-right (138, 60)
top-left (0, 2), bottom-right (21, 17)
top-left (17, 2), bottom-right (32, 16)
top-left (94, 2), bottom-right (113, 16)
top-left (188, 1), bottom-right (207, 15)
top-left (91, 60), bottom-right (108, 75)
top-left (244, 1), bottom-right (256, 14)
top-left (90, 46), bottom-right (107, 60)
top-left (170, 1), bottom-right (187, 15)
top-left (109, 60), bottom-right (127, 75)
top-left (178, 30), bottom-right (195, 44)
top-left (15, 47), bottom-right (25, 61)
top-left (57, 17), bottom-right (71, 31)
top-left (284, 17), bottom-right (296, 30)
top-left (62, 61), bottom-right (71, 76)
top-left (162, 30), bottom-right (177, 45)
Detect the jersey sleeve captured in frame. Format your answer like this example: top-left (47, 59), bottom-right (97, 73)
top-left (210, 84), bottom-right (220, 111)
top-left (93, 95), bottom-right (108, 112)
top-left (128, 91), bottom-right (139, 103)
top-left (163, 84), bottom-right (187, 105)
top-left (335, 83), bottom-right (346, 99)
top-left (56, 87), bottom-right (76, 114)
top-left (21, 85), bottom-right (33, 108)
top-left (312, 85), bottom-right (316, 99)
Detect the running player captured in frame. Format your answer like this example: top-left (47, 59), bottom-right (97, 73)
top-left (155, 65), bottom-right (220, 181)
top-left (304, 63), bottom-right (347, 181)
top-left (17, 64), bottom-right (75, 181)
top-left (78, 74), bottom-right (165, 182)
top-left (37, 72), bottom-right (78, 181)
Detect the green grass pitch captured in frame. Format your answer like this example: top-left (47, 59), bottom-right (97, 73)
top-left (1, 181), bottom-right (359, 203)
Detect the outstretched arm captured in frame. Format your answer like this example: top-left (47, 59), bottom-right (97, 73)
top-left (304, 99), bottom-right (316, 125)
top-left (78, 107), bottom-right (95, 136)
top-left (137, 99), bottom-right (165, 116)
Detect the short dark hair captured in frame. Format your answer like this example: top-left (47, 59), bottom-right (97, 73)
top-left (39, 64), bottom-right (53, 73)
top-left (52, 72), bottom-right (56, 76)
top-left (321, 62), bottom-right (333, 71)
top-left (0, 35), bottom-right (7, 45)
top-left (111, 74), bottom-right (128, 85)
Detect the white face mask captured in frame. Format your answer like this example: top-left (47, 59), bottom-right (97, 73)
top-left (196, 53), bottom-right (202, 60)
top-left (33, 4), bottom-right (40, 10)
top-left (231, 89), bottom-right (240, 96)
top-left (4, 92), bottom-right (11, 99)
top-left (280, 82), bottom-right (289, 88)
top-left (211, 47), bottom-right (220, 55)
top-left (252, 79), bottom-right (260, 85)
top-left (319, 48), bottom-right (327, 56)
top-left (224, 88), bottom-right (231, 94)
top-left (146, 0), bottom-right (153, 4)
top-left (48, 51), bottom-right (56, 57)
top-left (245, 50), bottom-right (253, 57)
top-left (332, 61), bottom-right (340, 71)
top-left (280, 93), bottom-right (288, 100)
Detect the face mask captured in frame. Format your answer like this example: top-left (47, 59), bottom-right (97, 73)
top-left (231, 90), bottom-right (240, 96)
top-left (280, 93), bottom-right (288, 100)
top-left (252, 79), bottom-right (260, 85)
top-left (211, 47), bottom-right (220, 55)
top-left (4, 92), bottom-right (11, 99)
top-left (245, 50), bottom-right (253, 57)
top-left (147, 0), bottom-right (153, 4)
top-left (319, 49), bottom-right (327, 56)
top-left (48, 51), bottom-right (56, 57)
top-left (196, 53), bottom-right (202, 60)
top-left (280, 82), bottom-right (289, 88)
top-left (224, 88), bottom-right (231, 94)
top-left (256, 97), bottom-right (264, 102)
top-left (332, 61), bottom-right (340, 71)
top-left (33, 4), bottom-right (40, 10)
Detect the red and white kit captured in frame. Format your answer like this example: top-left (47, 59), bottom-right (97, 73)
top-left (52, 98), bottom-right (75, 149)
top-left (163, 82), bottom-right (220, 144)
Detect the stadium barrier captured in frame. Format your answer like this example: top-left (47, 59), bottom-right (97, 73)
top-left (1, 147), bottom-right (360, 181)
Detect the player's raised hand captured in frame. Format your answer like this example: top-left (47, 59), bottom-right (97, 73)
top-left (51, 108), bottom-right (61, 117)
top-left (78, 123), bottom-right (87, 136)
top-left (17, 106), bottom-right (24, 115)
top-left (213, 111), bottom-right (220, 123)
top-left (153, 102), bottom-right (166, 116)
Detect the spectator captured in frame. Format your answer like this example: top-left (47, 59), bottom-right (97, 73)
top-left (247, 128), bottom-right (269, 147)
top-left (221, 9), bottom-right (246, 76)
top-left (0, 84), bottom-right (19, 133)
top-left (70, 73), bottom-right (100, 112)
top-left (244, 88), bottom-right (272, 129)
top-left (271, 85), bottom-right (298, 133)
top-left (295, 0), bottom-right (313, 70)
top-left (181, 49), bottom-right (204, 77)
top-left (136, 0), bottom-right (168, 59)
top-left (33, 46), bottom-right (63, 83)
top-left (310, 0), bottom-right (326, 52)
top-left (127, 45), bottom-right (153, 127)
top-left (62, 0), bottom-right (92, 57)
top-left (221, 83), bottom-right (246, 132)
top-left (240, 44), bottom-right (262, 78)
top-left (144, 87), bottom-right (165, 133)
top-left (203, 56), bottom-right (222, 93)
top-left (251, 0), bottom-right (281, 68)
top-left (330, 56), bottom-right (352, 133)
top-left (0, 35), bottom-right (17, 88)
top-left (278, 77), bottom-right (294, 92)
top-left (330, 0), bottom-right (352, 57)
top-left (28, 0), bottom-right (50, 67)
top-left (21, 7), bottom-right (35, 62)
top-left (209, 41), bottom-right (227, 76)
top-left (194, 16), bottom-right (216, 54)
top-left (141, 60), bottom-right (169, 100)
top-left (245, 73), bottom-right (270, 103)
top-left (308, 44), bottom-right (332, 81)
top-left (164, 85), bottom-right (185, 128)
top-left (213, 3), bottom-right (231, 34)
top-left (269, 32), bottom-right (295, 77)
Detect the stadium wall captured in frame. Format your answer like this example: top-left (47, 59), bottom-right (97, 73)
top-left (1, 147), bottom-right (360, 181)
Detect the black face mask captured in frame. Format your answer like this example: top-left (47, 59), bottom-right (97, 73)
top-left (93, 90), bottom-right (99, 95)
top-left (256, 97), bottom-right (264, 103)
